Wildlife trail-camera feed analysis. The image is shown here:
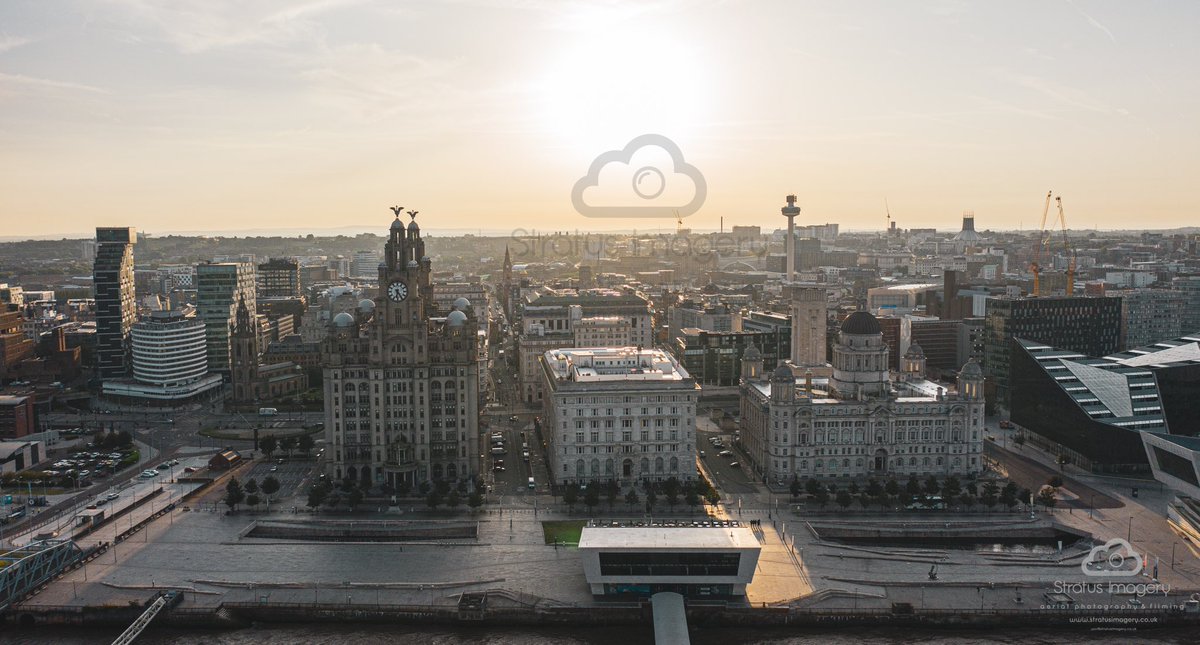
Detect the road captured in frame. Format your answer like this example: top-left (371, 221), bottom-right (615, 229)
top-left (695, 419), bottom-right (758, 494)
top-left (985, 441), bottom-right (1123, 510)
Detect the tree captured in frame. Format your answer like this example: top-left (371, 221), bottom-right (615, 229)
top-left (1013, 434), bottom-right (1026, 450)
top-left (307, 484), bottom-right (328, 510)
top-left (340, 477), bottom-right (356, 494)
top-left (867, 479), bottom-right (883, 497)
top-left (584, 487), bottom-right (601, 514)
top-left (966, 481), bottom-right (978, 497)
top-left (790, 476), bottom-right (802, 498)
top-left (605, 480), bottom-right (619, 510)
top-left (260, 436), bottom-right (277, 458)
top-left (468, 490), bottom-right (484, 512)
top-left (1037, 486), bottom-right (1058, 508)
top-left (281, 436), bottom-right (297, 457)
top-left (665, 492), bottom-right (679, 511)
top-left (849, 481), bottom-right (860, 496)
top-left (905, 475), bottom-right (921, 500)
top-left (325, 492), bottom-right (342, 508)
top-left (858, 493), bottom-right (872, 510)
top-left (426, 489), bottom-right (443, 511)
top-left (646, 490), bottom-right (658, 513)
top-left (116, 430), bottom-right (133, 448)
top-left (805, 478), bottom-right (821, 497)
top-left (942, 476), bottom-right (961, 503)
top-left (885, 479), bottom-right (900, 498)
top-left (704, 489), bottom-right (721, 506)
top-left (923, 476), bottom-right (941, 499)
top-left (446, 490), bottom-right (461, 510)
top-left (1047, 475), bottom-right (1064, 488)
top-left (244, 478), bottom-right (259, 496)
top-left (262, 476), bottom-right (280, 500)
top-left (685, 491), bottom-right (700, 513)
top-left (224, 478), bottom-right (244, 511)
top-left (563, 485), bottom-right (579, 512)
top-left (959, 494), bottom-right (976, 509)
top-left (815, 488), bottom-right (830, 509)
top-left (298, 433), bottom-right (315, 455)
top-left (348, 487), bottom-right (364, 510)
top-left (246, 494), bottom-right (261, 509)
top-left (981, 481), bottom-right (999, 509)
top-left (836, 490), bottom-right (853, 510)
top-left (999, 485), bottom-right (1017, 510)
top-left (625, 489), bottom-right (640, 510)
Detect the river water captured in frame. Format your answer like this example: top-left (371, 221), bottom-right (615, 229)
top-left (4, 624), bottom-right (1195, 644)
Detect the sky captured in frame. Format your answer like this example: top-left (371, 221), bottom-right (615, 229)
top-left (1, 0), bottom-right (1198, 238)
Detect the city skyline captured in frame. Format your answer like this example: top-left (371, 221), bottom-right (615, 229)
top-left (3, 1), bottom-right (1200, 237)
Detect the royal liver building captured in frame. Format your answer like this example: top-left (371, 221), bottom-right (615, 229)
top-left (322, 209), bottom-right (480, 488)
top-left (739, 311), bottom-right (985, 485)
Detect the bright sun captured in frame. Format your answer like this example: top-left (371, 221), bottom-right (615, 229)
top-left (539, 26), bottom-right (711, 152)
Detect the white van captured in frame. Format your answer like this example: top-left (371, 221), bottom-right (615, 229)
top-left (527, 477), bottom-right (535, 489)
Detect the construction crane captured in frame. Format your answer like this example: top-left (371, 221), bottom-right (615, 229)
top-left (1030, 190), bottom-right (1053, 297)
top-left (1055, 195), bottom-right (1078, 295)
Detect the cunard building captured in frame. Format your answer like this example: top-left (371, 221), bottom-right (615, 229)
top-left (322, 209), bottom-right (480, 488)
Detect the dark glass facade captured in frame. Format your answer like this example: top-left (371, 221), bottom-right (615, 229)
top-left (93, 227), bottom-right (137, 380)
top-left (1153, 446), bottom-right (1200, 487)
top-left (598, 551), bottom-right (741, 577)
top-left (1010, 342), bottom-right (1149, 473)
top-left (984, 296), bottom-right (1122, 408)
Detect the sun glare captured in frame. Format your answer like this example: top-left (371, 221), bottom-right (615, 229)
top-left (539, 27), bottom-right (711, 153)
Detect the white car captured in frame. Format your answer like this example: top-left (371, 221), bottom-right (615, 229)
top-left (139, 470), bottom-right (159, 478)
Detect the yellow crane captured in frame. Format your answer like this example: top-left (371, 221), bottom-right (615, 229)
top-left (1030, 190), bottom-right (1053, 297)
top-left (1055, 195), bottom-right (1077, 295)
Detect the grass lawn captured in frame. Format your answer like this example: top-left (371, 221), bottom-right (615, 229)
top-left (541, 520), bottom-right (586, 546)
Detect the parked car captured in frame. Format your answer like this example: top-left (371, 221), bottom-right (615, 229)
top-left (139, 470), bottom-right (158, 479)
top-left (106, 492), bottom-right (120, 501)
top-left (729, 462), bottom-right (740, 468)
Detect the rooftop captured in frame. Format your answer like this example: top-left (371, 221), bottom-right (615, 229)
top-left (543, 347), bottom-right (691, 384)
top-left (579, 523), bottom-right (760, 550)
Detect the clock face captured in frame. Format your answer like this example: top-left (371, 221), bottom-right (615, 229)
top-left (387, 281), bottom-right (409, 302)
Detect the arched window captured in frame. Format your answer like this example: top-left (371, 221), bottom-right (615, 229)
top-left (923, 457), bottom-right (931, 467)
top-left (669, 456), bottom-right (678, 472)
top-left (936, 457), bottom-right (943, 466)
top-left (842, 458), bottom-right (850, 469)
top-left (815, 459), bottom-right (824, 470)
top-left (655, 457), bottom-right (664, 473)
top-left (640, 457), bottom-right (650, 474)
top-left (605, 458), bottom-right (614, 474)
top-left (591, 458), bottom-right (600, 474)
top-left (799, 433), bottom-right (808, 445)
top-left (575, 459), bottom-right (585, 476)
top-left (800, 460), bottom-right (808, 471)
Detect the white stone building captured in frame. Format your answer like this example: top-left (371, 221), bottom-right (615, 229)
top-left (739, 311), bottom-right (985, 485)
top-left (541, 347), bottom-right (699, 486)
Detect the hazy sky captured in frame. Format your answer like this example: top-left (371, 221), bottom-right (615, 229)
top-left (2, 1), bottom-right (1198, 238)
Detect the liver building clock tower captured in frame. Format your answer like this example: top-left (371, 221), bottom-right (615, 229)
top-left (322, 208), bottom-right (480, 490)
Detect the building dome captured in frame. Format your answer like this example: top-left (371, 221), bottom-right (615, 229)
top-left (358, 298), bottom-right (375, 313)
top-left (408, 218), bottom-right (419, 232)
top-left (391, 217), bottom-right (405, 231)
top-left (332, 312), bottom-right (355, 327)
top-left (772, 364), bottom-right (793, 381)
top-left (407, 259), bottom-right (419, 269)
top-left (742, 344), bottom-right (762, 361)
top-left (840, 311), bottom-right (881, 335)
top-left (905, 342), bottom-right (924, 358)
top-left (453, 297), bottom-right (471, 311)
top-left (446, 310), bottom-right (468, 326)
top-left (961, 359), bottom-right (983, 377)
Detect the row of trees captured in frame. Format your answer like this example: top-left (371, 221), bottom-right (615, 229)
top-left (560, 476), bottom-right (721, 514)
top-left (257, 433), bottom-right (315, 459)
top-left (789, 474), bottom-right (1036, 511)
top-left (91, 429), bottom-right (134, 450)
top-left (303, 477), bottom-right (486, 512)
top-left (224, 475), bottom-right (282, 511)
